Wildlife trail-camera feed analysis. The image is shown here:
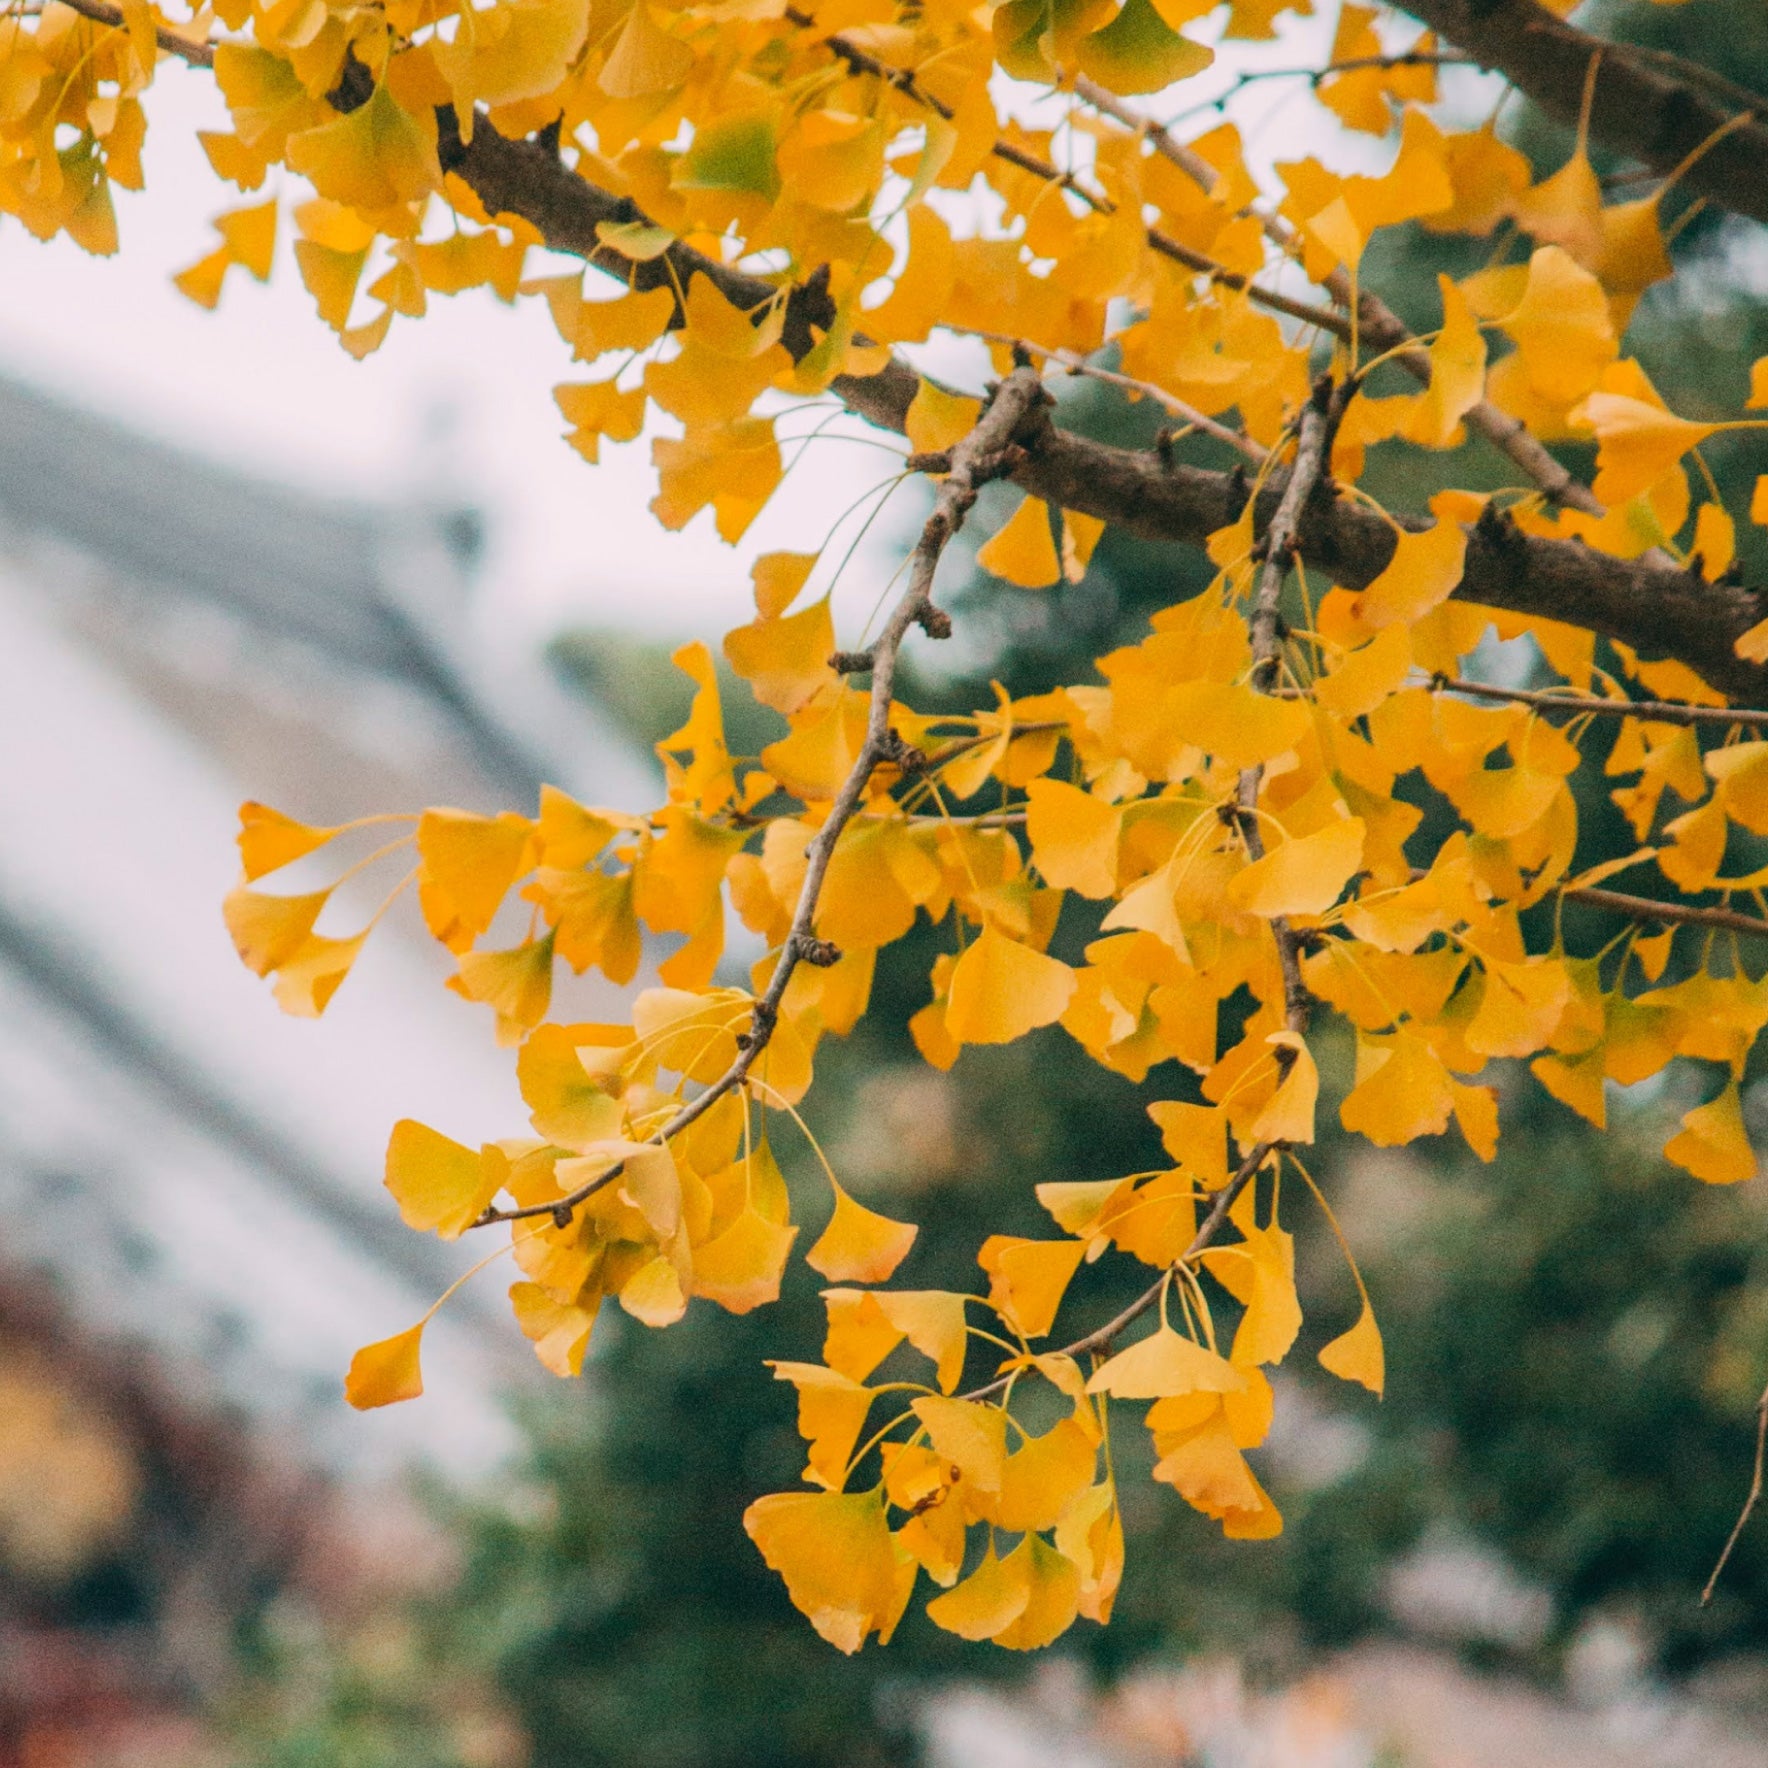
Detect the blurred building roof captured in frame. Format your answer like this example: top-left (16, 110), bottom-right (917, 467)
top-left (0, 365), bottom-right (652, 1489)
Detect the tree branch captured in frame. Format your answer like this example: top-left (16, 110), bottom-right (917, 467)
top-left (87, 0), bottom-right (1768, 698)
top-left (959, 385), bottom-right (1340, 1407)
top-left (471, 370), bottom-right (1050, 1231)
top-left (1552, 883), bottom-right (1768, 944)
top-left (1072, 73), bottom-right (1603, 516)
top-left (1399, 0), bottom-right (1768, 229)
top-left (49, 0), bottom-right (214, 64)
top-left (1703, 1377), bottom-right (1768, 1604)
top-left (1435, 675), bottom-right (1768, 731)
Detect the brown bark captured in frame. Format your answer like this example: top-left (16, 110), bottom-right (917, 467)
top-left (1399, 0), bottom-right (1768, 227)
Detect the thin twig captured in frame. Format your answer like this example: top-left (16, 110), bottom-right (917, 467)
top-left (1555, 883), bottom-right (1768, 941)
top-left (470, 369), bottom-right (1051, 1231)
top-left (1237, 377), bottom-right (1340, 1033)
top-left (785, 11), bottom-right (1354, 346)
top-left (1703, 1378), bottom-right (1768, 1604)
top-left (1070, 76), bottom-right (1605, 517)
top-left (50, 0), bottom-right (215, 64)
top-left (955, 328), bottom-right (1269, 463)
top-left (1435, 675), bottom-right (1768, 731)
top-left (960, 1140), bottom-right (1275, 1401)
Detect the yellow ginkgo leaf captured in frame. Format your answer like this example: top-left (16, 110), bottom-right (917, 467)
top-left (384, 1119), bottom-right (502, 1239)
top-left (912, 1393), bottom-right (1010, 1496)
top-left (1404, 274), bottom-right (1486, 447)
top-left (1314, 622), bottom-right (1412, 721)
top-left (1161, 681), bottom-right (1310, 769)
top-left (751, 551), bottom-right (818, 619)
top-left (993, 1533), bottom-right (1082, 1651)
top-left (769, 1360), bottom-right (876, 1488)
top-left (223, 885), bottom-right (329, 977)
top-left (1025, 777), bottom-right (1121, 898)
top-left (743, 1487), bottom-right (910, 1654)
top-left (1339, 1032), bottom-right (1456, 1145)
top-left (1496, 245), bottom-right (1617, 406)
top-left (1086, 1324), bottom-right (1246, 1399)
top-left (1151, 1409), bottom-right (1264, 1517)
top-left (1062, 510), bottom-right (1106, 582)
top-left (417, 807), bottom-right (533, 946)
top-left (724, 597), bottom-right (838, 716)
top-left (874, 1290), bottom-right (969, 1394)
top-left (806, 1183), bottom-right (918, 1283)
top-left (1574, 388), bottom-right (1719, 510)
top-left (1075, 0), bottom-right (1213, 96)
top-left (976, 495), bottom-right (1061, 590)
top-left (945, 923), bottom-right (1076, 1046)
top-left (1318, 1300), bottom-right (1385, 1395)
top-left (509, 1282), bottom-right (599, 1377)
top-left (344, 1321), bottom-right (425, 1410)
top-left (1227, 817), bottom-right (1365, 919)
top-left (1146, 1101), bottom-right (1228, 1189)
top-left (905, 380), bottom-right (981, 456)
top-left (620, 1255), bottom-right (688, 1327)
top-left (448, 934), bottom-right (556, 1046)
top-left (925, 1541), bottom-right (1030, 1641)
top-left (821, 1289), bottom-right (909, 1385)
top-left (1202, 1221), bottom-right (1302, 1367)
top-left (977, 1235), bottom-right (1088, 1338)
top-left (693, 1209), bottom-right (799, 1313)
top-left (271, 931), bottom-right (366, 1017)
top-left (1354, 512), bottom-right (1468, 630)
top-left (598, 0), bottom-right (693, 98)
top-left (1247, 1031), bottom-right (1318, 1145)
top-left (286, 83), bottom-right (437, 212)
top-left (1664, 1082), bottom-right (1757, 1185)
top-left (236, 800), bottom-right (341, 880)
top-left (996, 1417), bottom-right (1098, 1534)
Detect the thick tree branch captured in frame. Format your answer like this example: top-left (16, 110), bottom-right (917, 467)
top-left (422, 126), bottom-right (1768, 699)
top-left (1400, 0), bottom-right (1768, 229)
top-left (93, 0), bottom-right (1768, 698)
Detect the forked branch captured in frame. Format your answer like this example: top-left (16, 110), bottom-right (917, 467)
top-left (470, 369), bottom-right (1050, 1231)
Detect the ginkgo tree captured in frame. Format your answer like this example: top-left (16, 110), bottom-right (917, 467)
top-left (16, 0), bottom-right (1768, 1652)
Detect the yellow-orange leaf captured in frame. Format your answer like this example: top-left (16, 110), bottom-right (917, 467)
top-left (976, 495), bottom-right (1061, 590)
top-left (1227, 818), bottom-right (1365, 919)
top-left (236, 800), bottom-right (340, 880)
top-left (1354, 513), bottom-right (1468, 630)
top-left (1318, 1300), bottom-right (1385, 1395)
top-left (384, 1119), bottom-right (502, 1239)
top-left (1665, 1082), bottom-right (1757, 1185)
top-left (1025, 777), bottom-right (1121, 898)
top-left (945, 924), bottom-right (1076, 1045)
top-left (1086, 1325), bottom-right (1246, 1399)
top-left (806, 1183), bottom-right (918, 1283)
top-left (743, 1488), bottom-right (910, 1654)
top-left (344, 1322), bottom-right (425, 1410)
top-left (510, 1282), bottom-right (599, 1377)
top-left (977, 1235), bottom-right (1088, 1338)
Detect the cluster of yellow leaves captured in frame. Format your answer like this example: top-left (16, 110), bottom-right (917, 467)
top-left (119, 0), bottom-right (1767, 1655)
top-left (744, 1152), bottom-right (1373, 1654)
top-left (234, 436), bottom-right (1766, 1645)
top-left (18, 0), bottom-right (1759, 570)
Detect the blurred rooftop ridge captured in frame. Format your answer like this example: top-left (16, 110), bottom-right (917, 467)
top-left (0, 363), bottom-right (648, 1486)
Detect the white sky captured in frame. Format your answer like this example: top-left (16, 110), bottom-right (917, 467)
top-left (0, 6), bottom-right (1420, 652)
